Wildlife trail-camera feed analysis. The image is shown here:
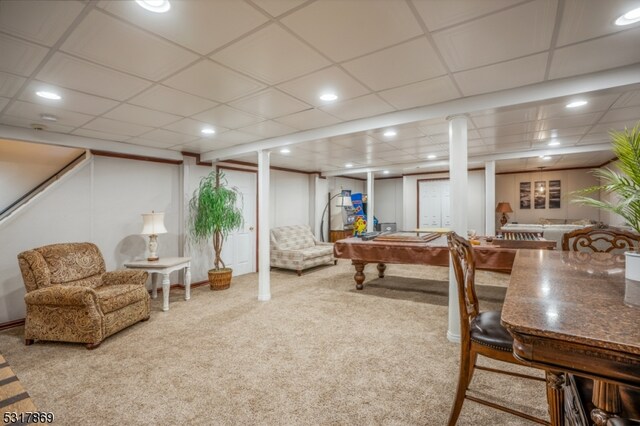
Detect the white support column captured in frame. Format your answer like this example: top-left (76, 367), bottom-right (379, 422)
top-left (447, 115), bottom-right (468, 343)
top-left (485, 161), bottom-right (496, 236)
top-left (257, 150), bottom-right (271, 301)
top-left (367, 171), bottom-right (375, 233)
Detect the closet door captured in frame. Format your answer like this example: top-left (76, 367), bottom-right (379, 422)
top-left (418, 180), bottom-right (443, 228)
top-left (440, 181), bottom-right (451, 227)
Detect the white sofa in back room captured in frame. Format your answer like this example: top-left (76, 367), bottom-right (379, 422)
top-left (501, 220), bottom-right (595, 249)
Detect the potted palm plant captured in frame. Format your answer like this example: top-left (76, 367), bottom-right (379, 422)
top-left (571, 123), bottom-right (640, 281)
top-left (188, 171), bottom-right (243, 290)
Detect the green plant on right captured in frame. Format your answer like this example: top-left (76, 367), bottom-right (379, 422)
top-left (571, 123), bottom-right (640, 236)
top-left (188, 171), bottom-right (243, 271)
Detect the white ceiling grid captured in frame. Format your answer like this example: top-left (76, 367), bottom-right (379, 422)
top-left (0, 0), bottom-right (637, 176)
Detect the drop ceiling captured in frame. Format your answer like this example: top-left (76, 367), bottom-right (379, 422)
top-left (0, 0), bottom-right (639, 176)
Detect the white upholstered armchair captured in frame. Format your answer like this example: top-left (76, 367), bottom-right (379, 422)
top-left (270, 225), bottom-right (336, 276)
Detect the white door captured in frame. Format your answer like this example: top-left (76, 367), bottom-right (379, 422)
top-left (220, 169), bottom-right (256, 276)
top-left (440, 181), bottom-right (451, 227)
top-left (418, 180), bottom-right (450, 228)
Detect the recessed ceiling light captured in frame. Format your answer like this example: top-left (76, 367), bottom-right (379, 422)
top-left (135, 0), bottom-right (171, 13)
top-left (540, 155), bottom-right (552, 160)
top-left (383, 130), bottom-right (396, 137)
top-left (566, 100), bottom-right (588, 108)
top-left (615, 7), bottom-right (640, 26)
top-left (201, 127), bottom-right (215, 135)
top-left (427, 154), bottom-right (437, 160)
top-left (345, 163), bottom-right (353, 168)
top-left (280, 148), bottom-right (290, 154)
top-left (548, 140), bottom-right (560, 147)
top-left (36, 91), bottom-right (61, 100)
top-left (39, 114), bottom-right (58, 122)
top-left (383, 170), bottom-right (390, 175)
top-left (319, 92), bottom-right (338, 102)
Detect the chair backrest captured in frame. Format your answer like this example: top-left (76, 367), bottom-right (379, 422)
top-left (270, 225), bottom-right (316, 250)
top-left (17, 242), bottom-right (106, 292)
top-left (561, 226), bottom-right (640, 253)
top-left (447, 232), bottom-right (480, 337)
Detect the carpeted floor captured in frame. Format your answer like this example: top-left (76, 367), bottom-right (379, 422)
top-left (0, 261), bottom-right (548, 425)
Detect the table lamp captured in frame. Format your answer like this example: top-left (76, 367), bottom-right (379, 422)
top-left (141, 211), bottom-right (167, 261)
top-left (496, 202), bottom-right (513, 227)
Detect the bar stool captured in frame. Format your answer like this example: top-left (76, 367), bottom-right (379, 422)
top-left (446, 232), bottom-right (550, 425)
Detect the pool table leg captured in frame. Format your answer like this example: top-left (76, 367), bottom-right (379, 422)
top-left (352, 261), bottom-right (366, 290)
top-left (377, 262), bottom-right (386, 278)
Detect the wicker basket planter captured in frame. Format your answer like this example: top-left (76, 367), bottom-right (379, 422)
top-left (208, 268), bottom-right (232, 290)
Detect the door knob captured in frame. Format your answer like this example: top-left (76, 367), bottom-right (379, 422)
top-left (249, 226), bottom-right (254, 231)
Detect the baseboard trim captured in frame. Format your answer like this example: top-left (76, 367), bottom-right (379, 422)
top-left (0, 319), bottom-right (25, 331)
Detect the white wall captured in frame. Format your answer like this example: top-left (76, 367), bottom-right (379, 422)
top-left (374, 178), bottom-right (403, 230)
top-left (0, 155), bottom-right (182, 324)
top-left (270, 170), bottom-right (309, 228)
top-left (403, 170), bottom-right (486, 234)
top-left (495, 169), bottom-right (601, 226)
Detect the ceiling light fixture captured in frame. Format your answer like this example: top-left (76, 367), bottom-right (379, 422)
top-left (383, 130), bottom-right (396, 137)
top-left (427, 154), bottom-right (437, 160)
top-left (39, 114), bottom-right (58, 122)
top-left (201, 127), bottom-right (215, 135)
top-left (319, 93), bottom-right (338, 102)
top-left (345, 163), bottom-right (353, 168)
top-left (383, 170), bottom-right (390, 175)
top-left (548, 140), bottom-right (560, 147)
top-left (615, 7), bottom-right (640, 26)
top-left (35, 91), bottom-right (61, 100)
top-left (135, 0), bottom-right (171, 13)
top-left (540, 155), bottom-right (552, 160)
top-left (566, 100), bottom-right (588, 108)
top-left (280, 148), bottom-right (290, 154)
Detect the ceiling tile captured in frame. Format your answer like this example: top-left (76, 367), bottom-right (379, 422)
top-left (599, 105), bottom-right (640, 123)
top-left (612, 90), bottom-right (640, 108)
top-left (432, 0), bottom-right (557, 72)
top-left (0, 33), bottom-right (49, 76)
top-left (165, 117), bottom-right (228, 138)
top-left (412, 0), bottom-right (521, 32)
top-left (212, 24), bottom-right (330, 85)
top-left (103, 104), bottom-right (181, 127)
top-left (175, 138), bottom-right (225, 153)
top-left (454, 53), bottom-right (548, 96)
top-left (549, 27), bottom-right (640, 79)
top-left (535, 112), bottom-right (602, 131)
top-left (576, 133), bottom-right (612, 146)
top-left (281, 0), bottom-right (422, 62)
top-left (129, 85), bottom-right (217, 117)
top-left (214, 130), bottom-right (260, 145)
top-left (82, 117), bottom-right (153, 137)
top-left (61, 10), bottom-right (198, 81)
top-left (0, 72), bottom-right (26, 97)
top-left (71, 128), bottom-right (132, 142)
top-left (531, 126), bottom-right (591, 140)
top-left (5, 100), bottom-right (94, 127)
top-left (273, 108), bottom-right (342, 130)
top-left (20, 81), bottom-right (119, 115)
top-left (370, 126), bottom-right (426, 142)
top-left (229, 88), bottom-right (311, 119)
top-left (277, 66), bottom-right (369, 107)
top-left (320, 94), bottom-right (394, 121)
top-left (164, 60), bottom-right (266, 103)
top-left (250, 0), bottom-right (307, 17)
top-left (0, 115), bottom-right (75, 133)
top-left (536, 93), bottom-right (619, 119)
top-left (0, 1), bottom-right (84, 47)
top-left (126, 137), bottom-right (177, 149)
top-left (238, 120), bottom-right (296, 138)
top-left (0, 97), bottom-right (8, 110)
top-left (193, 105), bottom-right (263, 129)
top-left (472, 106), bottom-right (539, 128)
top-left (37, 53), bottom-right (151, 101)
top-left (342, 37), bottom-right (447, 91)
top-left (136, 128), bottom-right (198, 145)
top-left (478, 121), bottom-right (536, 138)
top-left (100, 0), bottom-right (267, 55)
top-left (378, 76), bottom-right (459, 109)
top-left (556, 0), bottom-right (638, 46)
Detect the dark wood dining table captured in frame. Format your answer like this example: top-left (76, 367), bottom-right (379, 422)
top-left (502, 250), bottom-right (640, 426)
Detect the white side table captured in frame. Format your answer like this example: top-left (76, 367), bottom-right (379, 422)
top-left (124, 257), bottom-right (191, 312)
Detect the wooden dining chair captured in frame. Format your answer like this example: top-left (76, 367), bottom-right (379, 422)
top-left (446, 232), bottom-right (549, 425)
top-left (562, 225), bottom-right (640, 253)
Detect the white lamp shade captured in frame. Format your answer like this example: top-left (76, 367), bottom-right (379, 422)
top-left (141, 212), bottom-right (167, 235)
top-left (336, 195), bottom-right (353, 208)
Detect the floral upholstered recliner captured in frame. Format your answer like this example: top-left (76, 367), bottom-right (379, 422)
top-left (270, 225), bottom-right (336, 276)
top-left (17, 242), bottom-right (150, 349)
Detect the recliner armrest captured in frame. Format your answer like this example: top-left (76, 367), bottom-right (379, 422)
top-left (24, 285), bottom-right (98, 307)
top-left (102, 270), bottom-right (148, 286)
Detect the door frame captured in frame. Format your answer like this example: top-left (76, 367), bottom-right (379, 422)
top-left (417, 178), bottom-right (449, 229)
top-left (217, 165), bottom-right (259, 272)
